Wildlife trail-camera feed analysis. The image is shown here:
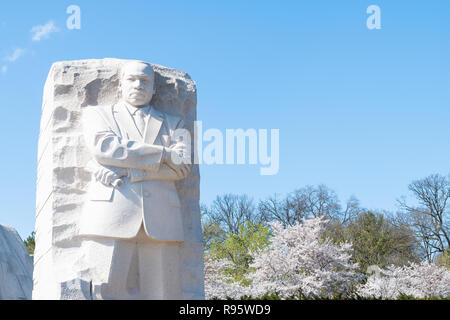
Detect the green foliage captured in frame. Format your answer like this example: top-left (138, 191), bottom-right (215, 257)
top-left (435, 249), bottom-right (450, 270)
top-left (202, 220), bottom-right (226, 251)
top-left (24, 231), bottom-right (35, 255)
top-left (325, 211), bottom-right (419, 272)
top-left (209, 221), bottom-right (270, 285)
top-left (350, 212), bottom-right (402, 271)
top-left (396, 293), bottom-right (450, 300)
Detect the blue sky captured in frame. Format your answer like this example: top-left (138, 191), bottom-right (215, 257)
top-left (0, 1), bottom-right (449, 238)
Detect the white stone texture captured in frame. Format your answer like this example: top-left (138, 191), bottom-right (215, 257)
top-left (0, 224), bottom-right (33, 299)
top-left (33, 58), bottom-right (204, 299)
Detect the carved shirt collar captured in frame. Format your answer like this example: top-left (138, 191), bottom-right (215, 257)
top-left (124, 102), bottom-right (151, 116)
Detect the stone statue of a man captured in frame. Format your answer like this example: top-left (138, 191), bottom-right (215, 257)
top-left (79, 61), bottom-right (191, 299)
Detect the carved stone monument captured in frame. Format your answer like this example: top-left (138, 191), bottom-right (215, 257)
top-left (33, 59), bottom-right (204, 299)
top-left (0, 224), bottom-right (33, 300)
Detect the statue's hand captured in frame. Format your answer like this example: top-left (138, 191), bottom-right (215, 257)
top-left (165, 143), bottom-right (187, 165)
top-left (168, 162), bottom-right (191, 179)
top-left (163, 144), bottom-right (191, 178)
top-left (94, 166), bottom-right (128, 186)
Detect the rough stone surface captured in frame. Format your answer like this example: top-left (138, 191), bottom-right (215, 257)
top-left (33, 58), bottom-right (204, 299)
top-left (0, 224), bottom-right (33, 300)
top-left (60, 278), bottom-right (91, 300)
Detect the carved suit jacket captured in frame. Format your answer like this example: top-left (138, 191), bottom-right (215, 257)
top-left (79, 102), bottom-right (189, 241)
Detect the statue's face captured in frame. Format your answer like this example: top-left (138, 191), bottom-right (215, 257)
top-left (121, 62), bottom-right (155, 107)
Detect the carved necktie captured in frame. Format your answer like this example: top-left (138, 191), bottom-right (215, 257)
top-left (135, 108), bottom-right (147, 137)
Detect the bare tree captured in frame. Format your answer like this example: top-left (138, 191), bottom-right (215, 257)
top-left (203, 194), bottom-right (259, 235)
top-left (398, 174), bottom-right (450, 261)
top-left (259, 185), bottom-right (362, 226)
top-left (298, 185), bottom-right (341, 218)
top-left (258, 194), bottom-right (300, 227)
top-left (341, 195), bottom-right (363, 224)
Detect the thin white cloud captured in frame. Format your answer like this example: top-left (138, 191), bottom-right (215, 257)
top-left (31, 20), bottom-right (59, 41)
top-left (1, 65), bottom-right (7, 74)
top-left (4, 48), bottom-right (25, 62)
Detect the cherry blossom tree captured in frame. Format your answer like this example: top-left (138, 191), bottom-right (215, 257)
top-left (247, 217), bottom-right (361, 299)
top-left (204, 254), bottom-right (250, 299)
top-left (358, 261), bottom-right (450, 299)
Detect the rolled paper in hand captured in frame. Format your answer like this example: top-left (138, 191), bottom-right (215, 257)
top-left (111, 178), bottom-right (123, 188)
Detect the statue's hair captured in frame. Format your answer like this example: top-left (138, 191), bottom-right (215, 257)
top-left (119, 60), bottom-right (154, 80)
